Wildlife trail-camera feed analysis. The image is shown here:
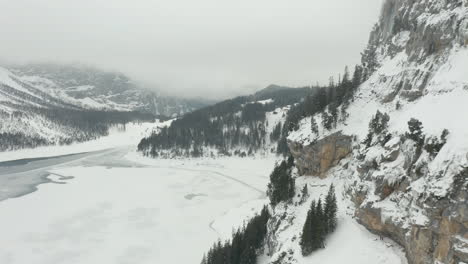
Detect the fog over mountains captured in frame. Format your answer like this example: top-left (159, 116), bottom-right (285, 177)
top-left (0, 0), bottom-right (383, 98)
top-left (0, 1), bottom-right (467, 264)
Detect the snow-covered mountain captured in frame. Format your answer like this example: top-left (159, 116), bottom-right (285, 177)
top-left (276, 1), bottom-right (468, 264)
top-left (8, 63), bottom-right (210, 117)
top-left (164, 1), bottom-right (468, 264)
top-left (0, 66), bottom-right (157, 151)
top-left (0, 63), bottom-right (213, 151)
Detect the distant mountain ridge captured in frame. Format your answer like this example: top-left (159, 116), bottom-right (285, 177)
top-left (137, 85), bottom-right (315, 158)
top-left (0, 65), bottom-right (155, 151)
top-left (8, 63), bottom-right (211, 117)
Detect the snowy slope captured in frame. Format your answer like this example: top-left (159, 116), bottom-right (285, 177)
top-left (0, 64), bottom-right (186, 151)
top-left (283, 1), bottom-right (468, 263)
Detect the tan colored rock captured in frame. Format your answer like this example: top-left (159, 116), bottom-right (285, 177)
top-left (409, 227), bottom-right (433, 264)
top-left (439, 217), bottom-right (461, 235)
top-left (434, 235), bottom-right (451, 264)
top-left (288, 132), bottom-right (352, 178)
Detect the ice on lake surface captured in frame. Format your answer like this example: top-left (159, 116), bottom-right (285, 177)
top-left (0, 124), bottom-right (407, 264)
top-left (0, 147), bottom-right (274, 264)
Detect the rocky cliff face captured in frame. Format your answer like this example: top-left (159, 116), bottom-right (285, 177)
top-left (362, 0), bottom-right (468, 102)
top-left (282, 0), bottom-right (468, 263)
top-left (288, 132), bottom-right (353, 178)
top-left (350, 135), bottom-right (468, 264)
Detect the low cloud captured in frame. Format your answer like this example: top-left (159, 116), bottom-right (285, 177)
top-left (0, 0), bottom-right (383, 99)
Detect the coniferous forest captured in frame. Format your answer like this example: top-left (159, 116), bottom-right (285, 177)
top-left (137, 65), bottom-right (366, 158)
top-left (138, 86), bottom-right (314, 157)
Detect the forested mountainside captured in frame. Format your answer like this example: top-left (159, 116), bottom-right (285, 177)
top-left (0, 66), bottom-right (156, 151)
top-left (268, 0), bottom-right (468, 263)
top-left (137, 85), bottom-right (317, 158)
top-left (137, 62), bottom-right (367, 159)
top-left (8, 63), bottom-right (210, 117)
top-left (195, 0), bottom-right (468, 264)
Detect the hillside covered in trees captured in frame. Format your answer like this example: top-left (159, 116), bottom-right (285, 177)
top-left (277, 65), bottom-right (365, 154)
top-left (0, 66), bottom-right (160, 151)
top-left (0, 107), bottom-right (156, 151)
top-left (137, 85), bottom-right (316, 157)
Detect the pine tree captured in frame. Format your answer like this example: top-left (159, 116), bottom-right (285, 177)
top-left (407, 118), bottom-right (424, 144)
top-left (364, 110), bottom-right (390, 147)
top-left (300, 200), bottom-right (316, 256)
top-left (313, 199), bottom-right (326, 249)
top-left (310, 117), bottom-right (318, 135)
top-left (361, 36), bottom-right (379, 75)
top-left (300, 184), bottom-right (309, 204)
top-left (321, 112), bottom-right (330, 130)
top-left (324, 184), bottom-right (338, 234)
top-left (351, 65), bottom-right (363, 88)
top-left (342, 66), bottom-right (350, 84)
top-left (267, 158), bottom-right (295, 206)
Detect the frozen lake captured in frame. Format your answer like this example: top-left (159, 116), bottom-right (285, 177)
top-left (0, 147), bottom-right (275, 264)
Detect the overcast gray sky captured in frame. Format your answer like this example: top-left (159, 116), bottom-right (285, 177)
top-left (0, 0), bottom-right (383, 99)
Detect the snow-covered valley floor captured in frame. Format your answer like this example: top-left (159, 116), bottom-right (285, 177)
top-left (0, 125), bottom-right (407, 264)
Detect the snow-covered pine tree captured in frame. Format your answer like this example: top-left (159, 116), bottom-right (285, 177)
top-left (300, 200), bottom-right (316, 256)
top-left (313, 199), bottom-right (326, 249)
top-left (324, 184), bottom-right (338, 234)
top-left (310, 117), bottom-right (318, 135)
top-left (267, 157), bottom-right (295, 206)
top-left (300, 184), bottom-right (309, 204)
top-left (407, 118), bottom-right (424, 144)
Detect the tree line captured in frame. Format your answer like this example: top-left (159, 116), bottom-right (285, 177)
top-left (138, 86), bottom-right (314, 158)
top-left (0, 107), bottom-right (155, 151)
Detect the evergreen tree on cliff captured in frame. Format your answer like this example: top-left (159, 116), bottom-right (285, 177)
top-left (324, 184), bottom-right (338, 234)
top-left (300, 200), bottom-right (316, 256)
top-left (312, 199), bottom-right (326, 249)
top-left (267, 156), bottom-right (295, 206)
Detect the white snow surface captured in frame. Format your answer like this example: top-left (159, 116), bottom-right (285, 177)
top-left (0, 122), bottom-right (406, 264)
top-left (0, 152), bottom-right (274, 264)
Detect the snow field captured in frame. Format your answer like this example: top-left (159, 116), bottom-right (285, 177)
top-left (0, 151), bottom-right (275, 264)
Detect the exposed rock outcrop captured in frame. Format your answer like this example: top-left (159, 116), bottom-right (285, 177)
top-left (288, 132), bottom-right (352, 178)
top-left (349, 137), bottom-right (468, 264)
top-left (363, 0), bottom-right (468, 103)
top-left (288, 132), bottom-right (467, 264)
top-left (271, 1), bottom-right (468, 263)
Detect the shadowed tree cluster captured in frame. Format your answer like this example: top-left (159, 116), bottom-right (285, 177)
top-left (267, 156), bottom-right (296, 207)
top-left (364, 110), bottom-right (390, 147)
top-left (138, 87), bottom-right (314, 158)
top-left (300, 184), bottom-right (337, 256)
